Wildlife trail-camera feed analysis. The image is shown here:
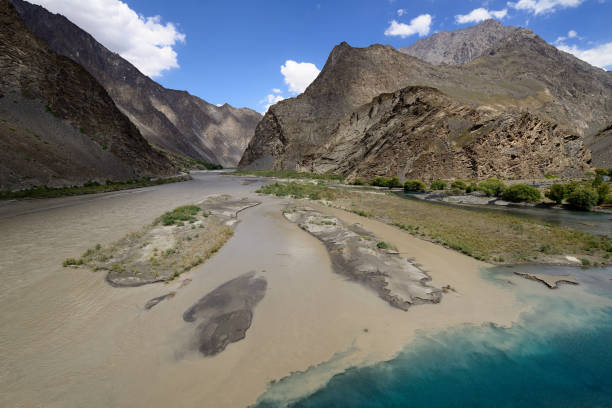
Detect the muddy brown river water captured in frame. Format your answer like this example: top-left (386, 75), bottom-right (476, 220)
top-left (0, 172), bottom-right (525, 407)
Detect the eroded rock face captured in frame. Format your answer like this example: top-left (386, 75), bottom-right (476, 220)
top-left (239, 24), bottom-right (611, 175)
top-left (0, 0), bottom-right (176, 190)
top-left (399, 19), bottom-right (519, 66)
top-left (13, 0), bottom-right (261, 167)
top-left (308, 87), bottom-right (591, 181)
top-left (183, 272), bottom-right (267, 356)
top-left (283, 206), bottom-right (441, 310)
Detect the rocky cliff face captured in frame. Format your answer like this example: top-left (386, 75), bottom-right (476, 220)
top-left (400, 19), bottom-right (518, 65)
top-left (13, 0), bottom-right (260, 167)
top-left (307, 87), bottom-right (590, 181)
top-left (0, 0), bottom-right (175, 190)
top-left (588, 124), bottom-right (612, 169)
top-left (240, 22), bottom-right (611, 175)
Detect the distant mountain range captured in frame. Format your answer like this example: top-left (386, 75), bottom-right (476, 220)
top-left (12, 0), bottom-right (260, 168)
top-left (240, 20), bottom-right (611, 178)
top-left (0, 0), bottom-right (176, 190)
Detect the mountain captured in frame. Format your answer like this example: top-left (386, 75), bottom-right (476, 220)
top-left (307, 86), bottom-right (590, 181)
top-left (588, 124), bottom-right (612, 169)
top-left (12, 0), bottom-right (260, 168)
top-left (0, 0), bottom-right (175, 191)
top-left (240, 21), bottom-right (611, 175)
top-left (400, 19), bottom-right (519, 65)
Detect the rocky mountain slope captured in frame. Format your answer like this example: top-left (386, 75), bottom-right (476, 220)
top-left (240, 21), bottom-right (611, 175)
top-left (0, 0), bottom-right (175, 191)
top-left (400, 19), bottom-right (519, 65)
top-left (307, 86), bottom-right (590, 181)
top-left (13, 0), bottom-right (260, 167)
top-left (588, 124), bottom-right (612, 169)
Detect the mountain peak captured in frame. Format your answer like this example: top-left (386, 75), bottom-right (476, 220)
top-left (400, 20), bottom-right (519, 65)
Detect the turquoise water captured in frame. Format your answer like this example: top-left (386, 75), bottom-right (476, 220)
top-left (255, 267), bottom-right (612, 408)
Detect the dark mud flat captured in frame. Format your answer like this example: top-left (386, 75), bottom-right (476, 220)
top-left (183, 271), bottom-right (267, 356)
top-left (283, 206), bottom-right (441, 311)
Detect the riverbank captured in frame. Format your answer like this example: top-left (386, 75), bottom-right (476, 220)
top-left (0, 174), bottom-right (192, 200)
top-left (253, 182), bottom-right (611, 266)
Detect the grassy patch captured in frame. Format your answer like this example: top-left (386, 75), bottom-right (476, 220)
top-left (155, 205), bottom-right (201, 226)
top-left (332, 191), bottom-right (612, 266)
top-left (256, 182), bottom-right (337, 200)
top-left (0, 175), bottom-right (191, 200)
top-left (230, 169), bottom-right (343, 182)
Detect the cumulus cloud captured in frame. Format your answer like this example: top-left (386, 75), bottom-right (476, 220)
top-left (280, 60), bottom-right (321, 94)
top-left (554, 29), bottom-right (580, 43)
top-left (272, 88), bottom-right (282, 94)
top-left (508, 0), bottom-right (585, 15)
top-left (455, 8), bottom-right (508, 23)
top-left (557, 42), bottom-right (612, 69)
top-left (260, 94), bottom-right (285, 112)
top-left (30, 0), bottom-right (185, 77)
top-left (384, 14), bottom-right (432, 38)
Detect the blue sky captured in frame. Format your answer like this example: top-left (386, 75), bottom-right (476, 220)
top-left (32, 0), bottom-right (611, 112)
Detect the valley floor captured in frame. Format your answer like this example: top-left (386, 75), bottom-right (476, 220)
top-left (0, 172), bottom-right (609, 407)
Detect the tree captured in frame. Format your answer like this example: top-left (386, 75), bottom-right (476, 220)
top-left (430, 180), bottom-right (447, 190)
top-left (477, 178), bottom-right (506, 197)
top-left (404, 180), bottom-right (426, 192)
top-left (597, 183), bottom-right (610, 205)
top-left (566, 186), bottom-right (598, 211)
top-left (502, 184), bottom-right (541, 203)
top-left (545, 184), bottom-right (566, 204)
top-left (451, 180), bottom-right (467, 191)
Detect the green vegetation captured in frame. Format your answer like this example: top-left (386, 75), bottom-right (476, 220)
top-left (44, 104), bottom-right (58, 117)
top-left (465, 183), bottom-right (478, 193)
top-left (477, 178), bottom-right (506, 197)
top-left (502, 184), bottom-right (541, 203)
top-left (351, 178), bottom-right (364, 185)
top-left (230, 169), bottom-right (343, 181)
top-left (566, 186), bottom-right (599, 211)
top-left (404, 180), bottom-right (426, 192)
top-left (155, 205), bottom-right (201, 226)
top-left (376, 241), bottom-right (390, 249)
top-left (545, 184), bottom-right (566, 204)
top-left (370, 177), bottom-right (402, 188)
top-left (451, 180), bottom-right (468, 191)
top-left (597, 184), bottom-right (610, 205)
top-left (256, 182), bottom-right (337, 200)
top-left (335, 191), bottom-right (612, 266)
top-left (404, 180), bottom-right (427, 192)
top-left (0, 175), bottom-right (191, 200)
top-left (430, 180), bottom-right (447, 190)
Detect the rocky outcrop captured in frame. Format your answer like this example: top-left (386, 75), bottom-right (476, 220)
top-left (240, 23), bottom-right (611, 176)
top-left (400, 19), bottom-right (519, 65)
top-left (307, 87), bottom-right (591, 181)
top-left (587, 124), bottom-right (612, 168)
top-left (13, 0), bottom-right (260, 167)
top-left (0, 0), bottom-right (175, 190)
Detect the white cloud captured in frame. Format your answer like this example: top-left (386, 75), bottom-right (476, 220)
top-left (260, 93), bottom-right (285, 112)
top-left (554, 29), bottom-right (580, 43)
top-left (455, 8), bottom-right (508, 23)
top-left (557, 42), bottom-right (612, 69)
top-left (508, 0), bottom-right (585, 15)
top-left (272, 88), bottom-right (282, 94)
top-left (384, 14), bottom-right (432, 38)
top-left (30, 0), bottom-right (185, 77)
top-left (280, 60), bottom-right (321, 94)
top-left (397, 9), bottom-right (405, 16)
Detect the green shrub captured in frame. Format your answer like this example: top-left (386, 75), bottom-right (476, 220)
top-left (404, 180), bottom-right (426, 192)
top-left (545, 184), bottom-right (566, 204)
top-left (370, 177), bottom-right (389, 187)
top-left (502, 184), bottom-right (541, 203)
top-left (376, 241), bottom-right (390, 249)
top-left (465, 183), bottom-right (478, 193)
top-left (388, 177), bottom-right (403, 189)
top-left (596, 183), bottom-right (610, 205)
top-left (256, 182), bottom-right (335, 200)
top-left (477, 178), bottom-right (506, 197)
top-left (592, 174), bottom-right (604, 187)
top-left (451, 180), bottom-right (467, 191)
top-left (156, 205), bottom-right (200, 226)
top-left (430, 180), bottom-right (447, 190)
top-left (352, 178), bottom-right (364, 186)
top-left (566, 186), bottom-right (598, 211)
top-left (594, 168), bottom-right (609, 176)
